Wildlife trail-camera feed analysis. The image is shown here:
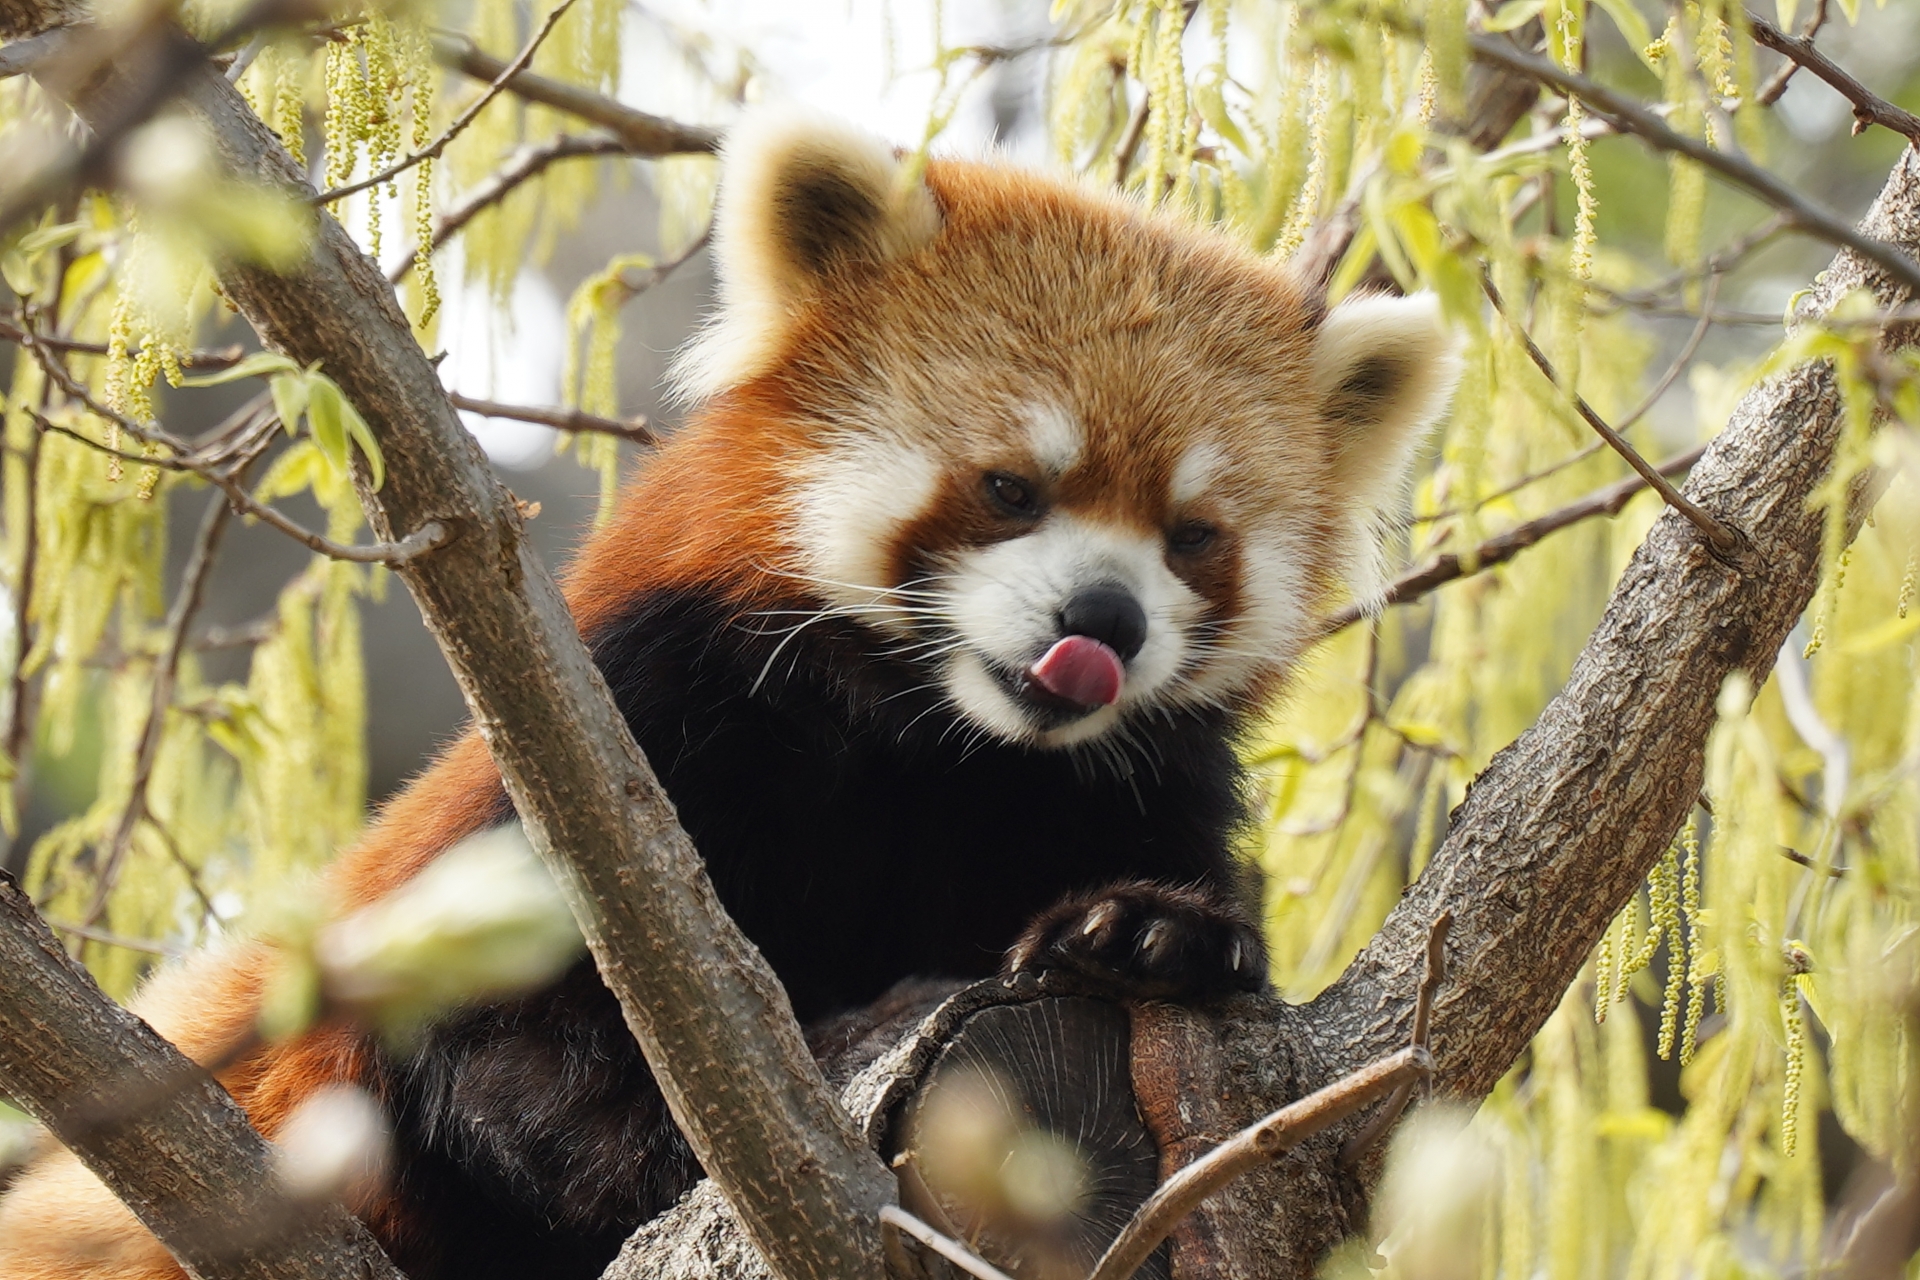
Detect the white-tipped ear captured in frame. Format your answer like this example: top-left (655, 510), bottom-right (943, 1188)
top-left (1312, 291), bottom-right (1461, 601)
top-left (671, 107), bottom-right (941, 401)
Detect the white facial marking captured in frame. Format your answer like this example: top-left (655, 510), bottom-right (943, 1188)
top-left (937, 514), bottom-right (1206, 748)
top-left (1181, 528), bottom-right (1311, 703)
top-left (1171, 441), bottom-right (1227, 505)
top-left (1023, 403), bottom-right (1084, 477)
top-left (789, 433), bottom-right (941, 633)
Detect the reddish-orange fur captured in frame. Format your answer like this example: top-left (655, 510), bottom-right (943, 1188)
top-left (0, 142), bottom-right (1455, 1277)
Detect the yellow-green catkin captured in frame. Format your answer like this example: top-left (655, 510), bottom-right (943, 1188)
top-left (324, 34), bottom-right (372, 193)
top-left (562, 255), bottom-right (647, 521)
top-left (1272, 55), bottom-right (1330, 261)
top-left (1594, 921), bottom-right (1615, 1024)
top-left (398, 18), bottom-right (439, 327)
top-left (1898, 550), bottom-right (1915, 619)
top-left (1552, 1), bottom-right (1595, 387)
top-left (1558, 5), bottom-right (1596, 289)
top-left (1805, 545), bottom-right (1850, 657)
top-left (1780, 947), bottom-right (1810, 1157)
top-left (275, 45), bottom-right (308, 170)
top-left (1657, 839), bottom-right (1687, 1061)
top-left (1679, 813), bottom-right (1706, 1064)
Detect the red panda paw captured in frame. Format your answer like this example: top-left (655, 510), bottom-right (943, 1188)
top-left (1003, 881), bottom-right (1267, 1002)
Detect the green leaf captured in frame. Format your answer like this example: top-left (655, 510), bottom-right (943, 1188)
top-left (269, 371), bottom-right (310, 438)
top-left (1327, 224), bottom-right (1380, 304)
top-left (1195, 74), bottom-right (1252, 157)
top-left (0, 252), bottom-right (35, 298)
top-left (305, 376), bottom-right (350, 476)
top-left (15, 221), bottom-right (83, 257)
top-left (1363, 183), bottom-right (1417, 291)
top-left (335, 388), bottom-right (385, 490)
top-left (179, 350), bottom-right (302, 388)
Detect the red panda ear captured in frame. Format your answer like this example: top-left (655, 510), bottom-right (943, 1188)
top-left (672, 109), bottom-right (941, 400)
top-left (1311, 292), bottom-right (1459, 510)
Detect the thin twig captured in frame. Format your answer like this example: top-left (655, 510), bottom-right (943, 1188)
top-left (81, 486), bottom-right (233, 928)
top-left (1620, 272), bottom-right (1722, 434)
top-left (1318, 443), bottom-right (1711, 636)
top-left (610, 224), bottom-right (712, 303)
top-left (318, 0), bottom-right (582, 205)
top-left (194, 614), bottom-right (278, 650)
top-left (36, 417), bottom-right (446, 564)
top-left (389, 133), bottom-right (629, 284)
top-left (1484, 275), bottom-right (1741, 554)
top-left (1748, 10), bottom-right (1920, 142)
top-left (1414, 277), bottom-right (1717, 525)
top-left (1780, 845), bottom-right (1848, 877)
top-left (21, 331), bottom-right (451, 565)
top-left (1112, 95), bottom-right (1152, 186)
top-left (1757, 0), bottom-right (1828, 105)
top-left (1415, 440), bottom-right (1606, 524)
top-left (0, 319), bottom-right (246, 370)
top-left (879, 1205), bottom-right (1017, 1280)
top-left (1461, 27), bottom-right (1920, 293)
top-left (1084, 1046), bottom-right (1435, 1280)
top-left (450, 392), bottom-right (657, 446)
top-left (431, 32), bottom-right (721, 156)
top-left (1339, 910), bottom-right (1455, 1168)
top-left (1602, 214), bottom-right (1789, 312)
top-left (47, 919), bottom-right (184, 956)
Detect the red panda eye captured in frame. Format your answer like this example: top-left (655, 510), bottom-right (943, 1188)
top-left (1169, 520), bottom-right (1217, 553)
top-left (984, 472), bottom-right (1042, 518)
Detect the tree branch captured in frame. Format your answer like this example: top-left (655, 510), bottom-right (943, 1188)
top-left (448, 391), bottom-right (657, 446)
top-left (17, 17), bottom-right (894, 1280)
top-left (1485, 275), bottom-right (1740, 553)
top-left (1320, 443), bottom-right (1709, 635)
top-left (430, 32), bottom-right (721, 156)
top-left (389, 133), bottom-right (630, 283)
top-left (0, 875), bottom-right (404, 1279)
top-left (1747, 10), bottom-right (1920, 143)
top-left (0, 318), bottom-right (246, 369)
top-left (1756, 0), bottom-right (1828, 104)
top-left (1462, 27), bottom-right (1920, 293)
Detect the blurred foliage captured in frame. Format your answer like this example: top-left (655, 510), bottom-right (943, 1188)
top-left (3, 0), bottom-right (1920, 1272)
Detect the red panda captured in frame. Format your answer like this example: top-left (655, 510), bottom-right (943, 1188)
top-left (0, 110), bottom-right (1457, 1280)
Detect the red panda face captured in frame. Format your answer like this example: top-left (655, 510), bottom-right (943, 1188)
top-left (675, 111), bottom-right (1459, 749)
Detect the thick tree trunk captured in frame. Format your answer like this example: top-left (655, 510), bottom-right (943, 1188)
top-left (607, 144), bottom-right (1920, 1280)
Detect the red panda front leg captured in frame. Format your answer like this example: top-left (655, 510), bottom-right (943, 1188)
top-left (1003, 881), bottom-right (1267, 1002)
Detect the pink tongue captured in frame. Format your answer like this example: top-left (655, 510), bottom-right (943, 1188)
top-left (1029, 636), bottom-right (1125, 708)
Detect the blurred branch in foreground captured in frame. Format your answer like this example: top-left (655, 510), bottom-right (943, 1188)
top-left (0, 875), bottom-right (403, 1280)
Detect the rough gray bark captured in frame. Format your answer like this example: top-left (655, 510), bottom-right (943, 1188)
top-left (0, 878), bottom-right (403, 1280)
top-left (14, 16), bottom-right (894, 1280)
top-left (607, 126), bottom-right (1920, 1280)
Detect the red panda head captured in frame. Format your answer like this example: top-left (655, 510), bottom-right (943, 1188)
top-left (670, 109), bottom-right (1458, 750)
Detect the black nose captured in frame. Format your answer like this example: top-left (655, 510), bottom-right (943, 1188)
top-left (1059, 586), bottom-right (1148, 663)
